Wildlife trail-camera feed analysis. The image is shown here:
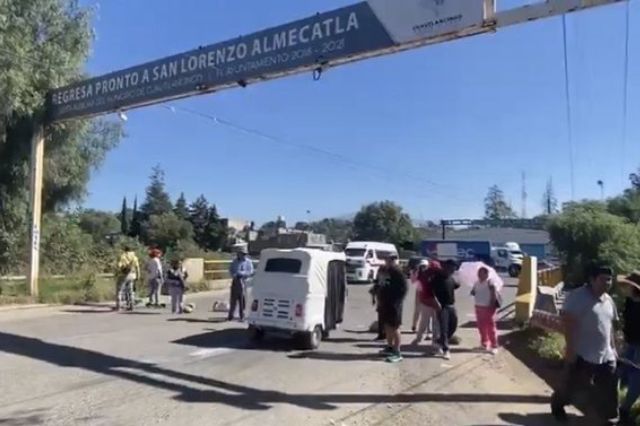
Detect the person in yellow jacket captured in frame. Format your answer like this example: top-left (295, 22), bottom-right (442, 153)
top-left (116, 245), bottom-right (140, 311)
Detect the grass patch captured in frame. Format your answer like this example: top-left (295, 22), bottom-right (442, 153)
top-left (528, 329), bottom-right (565, 362)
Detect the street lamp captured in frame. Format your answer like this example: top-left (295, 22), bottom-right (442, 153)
top-left (597, 180), bottom-right (604, 200)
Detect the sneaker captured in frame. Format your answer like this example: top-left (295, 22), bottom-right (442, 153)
top-left (490, 348), bottom-right (499, 355)
top-left (379, 346), bottom-right (393, 356)
top-left (442, 351), bottom-right (451, 360)
top-left (435, 347), bottom-right (444, 356)
top-left (550, 402), bottom-right (568, 423)
top-left (385, 352), bottom-right (403, 363)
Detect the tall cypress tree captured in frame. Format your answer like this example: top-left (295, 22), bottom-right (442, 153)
top-left (129, 196), bottom-right (141, 238)
top-left (119, 197), bottom-right (129, 235)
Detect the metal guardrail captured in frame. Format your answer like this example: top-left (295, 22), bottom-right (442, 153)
top-left (538, 267), bottom-right (563, 287)
top-left (1, 273), bottom-right (115, 282)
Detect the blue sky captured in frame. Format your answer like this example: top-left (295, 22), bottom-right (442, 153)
top-left (80, 0), bottom-right (640, 225)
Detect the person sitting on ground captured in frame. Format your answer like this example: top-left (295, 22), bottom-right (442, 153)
top-left (431, 259), bottom-right (460, 360)
top-left (376, 254), bottom-right (408, 363)
top-left (551, 264), bottom-right (618, 425)
top-left (617, 271), bottom-right (640, 424)
top-left (166, 259), bottom-right (187, 314)
top-left (471, 266), bottom-right (500, 354)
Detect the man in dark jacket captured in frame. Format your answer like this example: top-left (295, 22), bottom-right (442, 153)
top-left (376, 254), bottom-right (408, 363)
top-left (431, 259), bottom-right (460, 360)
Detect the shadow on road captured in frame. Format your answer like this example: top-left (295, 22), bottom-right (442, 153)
top-left (474, 411), bottom-right (584, 426)
top-left (0, 409), bottom-right (47, 426)
top-left (171, 328), bottom-right (295, 352)
top-left (0, 330), bottom-right (550, 412)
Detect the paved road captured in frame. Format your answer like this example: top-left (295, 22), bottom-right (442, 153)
top-left (0, 278), bottom-right (520, 426)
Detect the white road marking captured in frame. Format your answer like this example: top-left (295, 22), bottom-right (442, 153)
top-left (189, 348), bottom-right (234, 359)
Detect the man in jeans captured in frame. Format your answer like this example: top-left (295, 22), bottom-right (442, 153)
top-left (431, 260), bottom-right (460, 360)
top-left (551, 265), bottom-right (618, 424)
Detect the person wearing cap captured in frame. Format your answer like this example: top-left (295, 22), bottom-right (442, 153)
top-left (145, 248), bottom-right (163, 307)
top-left (617, 271), bottom-right (640, 424)
top-left (228, 248), bottom-right (254, 321)
top-left (551, 264), bottom-right (619, 424)
top-left (376, 253), bottom-right (408, 363)
top-left (430, 259), bottom-right (460, 360)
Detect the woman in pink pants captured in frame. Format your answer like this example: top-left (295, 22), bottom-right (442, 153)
top-left (471, 267), bottom-right (499, 354)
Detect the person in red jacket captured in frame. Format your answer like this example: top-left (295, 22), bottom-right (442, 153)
top-left (412, 259), bottom-right (441, 347)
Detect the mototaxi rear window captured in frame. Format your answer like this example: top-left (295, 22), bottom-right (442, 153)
top-left (264, 258), bottom-right (302, 273)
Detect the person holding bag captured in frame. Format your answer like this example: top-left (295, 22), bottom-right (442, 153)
top-left (471, 266), bottom-right (500, 354)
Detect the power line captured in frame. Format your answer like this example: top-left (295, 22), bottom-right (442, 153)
top-left (562, 14), bottom-right (576, 200)
top-left (158, 104), bottom-right (477, 203)
top-left (621, 0), bottom-right (631, 185)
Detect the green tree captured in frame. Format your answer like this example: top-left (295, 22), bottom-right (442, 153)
top-left (294, 221), bottom-right (310, 231)
top-left (548, 202), bottom-right (640, 285)
top-left (202, 205), bottom-right (228, 251)
top-left (77, 209), bottom-right (120, 243)
top-left (352, 201), bottom-right (415, 244)
top-left (0, 1), bottom-right (123, 271)
top-left (484, 185), bottom-right (517, 220)
top-left (145, 213), bottom-right (193, 252)
top-left (174, 192), bottom-right (189, 221)
top-left (309, 218), bottom-right (353, 242)
top-left (40, 214), bottom-right (95, 275)
top-left (129, 196), bottom-right (141, 238)
top-left (541, 178), bottom-right (559, 215)
top-left (140, 166), bottom-right (173, 219)
top-left (188, 195), bottom-right (210, 248)
top-left (119, 197), bottom-right (129, 235)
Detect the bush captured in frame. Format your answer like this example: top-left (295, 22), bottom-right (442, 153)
top-left (529, 330), bottom-right (565, 362)
top-left (548, 202), bottom-right (640, 285)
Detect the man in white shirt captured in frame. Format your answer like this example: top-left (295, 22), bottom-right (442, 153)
top-left (145, 248), bottom-right (164, 307)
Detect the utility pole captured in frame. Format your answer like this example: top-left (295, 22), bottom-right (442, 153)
top-left (27, 123), bottom-right (44, 298)
top-left (521, 171), bottom-right (528, 218)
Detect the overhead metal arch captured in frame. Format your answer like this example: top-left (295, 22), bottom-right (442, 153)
top-left (27, 0), bottom-right (626, 295)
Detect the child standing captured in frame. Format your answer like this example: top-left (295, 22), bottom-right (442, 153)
top-left (166, 259), bottom-right (187, 314)
top-left (471, 266), bottom-right (499, 354)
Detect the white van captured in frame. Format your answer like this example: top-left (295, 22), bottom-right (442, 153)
top-left (344, 241), bottom-right (398, 283)
top-left (491, 242), bottom-right (524, 277)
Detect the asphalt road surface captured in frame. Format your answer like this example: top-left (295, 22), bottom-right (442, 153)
top-left (0, 277), bottom-right (518, 426)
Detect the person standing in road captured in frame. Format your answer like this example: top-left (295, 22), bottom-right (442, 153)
top-left (471, 266), bottom-right (500, 354)
top-left (145, 248), bottom-right (163, 307)
top-left (410, 260), bottom-right (429, 334)
top-left (412, 260), bottom-right (441, 347)
top-left (166, 259), bottom-right (187, 314)
top-left (228, 248), bottom-right (254, 321)
top-left (550, 265), bottom-right (619, 425)
top-left (369, 280), bottom-right (386, 341)
top-left (115, 245), bottom-right (140, 311)
top-left (616, 271), bottom-right (640, 424)
top-left (431, 260), bottom-right (460, 360)
top-left (377, 254), bottom-right (408, 363)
